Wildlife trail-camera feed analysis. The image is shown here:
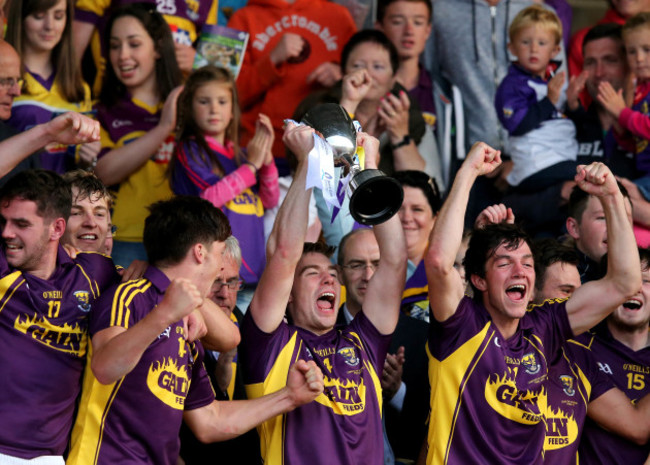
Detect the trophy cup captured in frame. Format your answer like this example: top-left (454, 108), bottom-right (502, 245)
top-left (301, 103), bottom-right (404, 226)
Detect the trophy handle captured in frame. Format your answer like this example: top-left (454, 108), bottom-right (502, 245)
top-left (348, 170), bottom-right (404, 225)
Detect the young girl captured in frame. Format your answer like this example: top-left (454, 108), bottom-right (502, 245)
top-left (93, 4), bottom-right (183, 267)
top-left (169, 65), bottom-right (279, 305)
top-left (6, 0), bottom-right (97, 173)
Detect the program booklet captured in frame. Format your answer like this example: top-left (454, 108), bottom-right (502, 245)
top-left (193, 24), bottom-right (249, 79)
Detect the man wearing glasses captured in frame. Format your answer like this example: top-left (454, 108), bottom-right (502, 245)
top-left (0, 40), bottom-right (99, 183)
top-left (179, 235), bottom-right (261, 464)
top-left (337, 227), bottom-right (430, 462)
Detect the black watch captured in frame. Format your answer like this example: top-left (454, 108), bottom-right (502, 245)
top-left (390, 135), bottom-right (411, 149)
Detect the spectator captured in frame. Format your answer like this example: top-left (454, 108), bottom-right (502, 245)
top-left (92, 4), bottom-right (183, 268)
top-left (5, 0), bottom-right (98, 173)
top-left (565, 182), bottom-right (633, 283)
top-left (495, 5), bottom-right (578, 192)
top-left (566, 23), bottom-right (635, 176)
top-left (599, 13), bottom-right (650, 179)
top-left (426, 0), bottom-right (568, 228)
top-left (73, 0), bottom-right (218, 92)
top-left (228, 0), bottom-right (356, 174)
top-left (376, 0), bottom-right (448, 188)
top-left (338, 30), bottom-right (427, 175)
top-left (568, 0), bottom-right (650, 77)
top-left (169, 65), bottom-right (279, 312)
top-left (424, 140), bottom-right (640, 464)
top-left (336, 227), bottom-right (429, 463)
top-left (394, 170), bottom-right (441, 321)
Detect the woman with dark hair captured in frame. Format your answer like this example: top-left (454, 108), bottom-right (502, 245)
top-left (5, 0), bottom-right (96, 173)
top-left (93, 4), bottom-right (183, 267)
top-left (394, 170), bottom-right (441, 321)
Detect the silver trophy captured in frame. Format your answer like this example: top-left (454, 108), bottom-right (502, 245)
top-left (301, 103), bottom-right (403, 225)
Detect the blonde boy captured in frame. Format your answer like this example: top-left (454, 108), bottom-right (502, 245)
top-left (495, 5), bottom-right (578, 191)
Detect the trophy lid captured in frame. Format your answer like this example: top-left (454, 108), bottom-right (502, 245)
top-left (301, 103), bottom-right (357, 160)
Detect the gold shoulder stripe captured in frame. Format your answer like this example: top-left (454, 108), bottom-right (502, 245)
top-left (110, 279), bottom-right (150, 328)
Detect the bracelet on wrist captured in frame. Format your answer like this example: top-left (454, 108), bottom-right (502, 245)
top-left (243, 160), bottom-right (258, 174)
top-left (390, 135), bottom-right (411, 150)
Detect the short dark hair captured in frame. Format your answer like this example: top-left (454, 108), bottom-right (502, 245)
top-left (464, 223), bottom-right (533, 299)
top-left (568, 182), bottom-right (630, 223)
top-left (303, 241), bottom-right (336, 260)
top-left (341, 29), bottom-right (400, 76)
top-left (533, 238), bottom-right (579, 292)
top-left (393, 170), bottom-right (442, 214)
top-left (62, 170), bottom-right (112, 209)
top-left (0, 170), bottom-right (71, 220)
top-left (144, 196), bottom-right (231, 267)
top-left (582, 23), bottom-right (623, 50)
top-left (376, 0), bottom-right (432, 24)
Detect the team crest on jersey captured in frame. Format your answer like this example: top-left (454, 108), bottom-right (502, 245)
top-left (560, 375), bottom-right (575, 396)
top-left (338, 347), bottom-right (359, 366)
top-left (502, 107), bottom-right (514, 119)
top-left (521, 352), bottom-right (541, 375)
top-left (73, 290), bottom-right (91, 312)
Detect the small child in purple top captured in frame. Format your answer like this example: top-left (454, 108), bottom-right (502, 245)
top-left (169, 66), bottom-right (279, 288)
top-left (495, 5), bottom-right (578, 190)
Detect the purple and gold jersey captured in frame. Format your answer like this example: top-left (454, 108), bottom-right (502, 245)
top-left (0, 247), bottom-right (118, 459)
top-left (402, 260), bottom-right (429, 321)
top-left (7, 71), bottom-right (93, 173)
top-left (96, 98), bottom-right (174, 243)
top-left (67, 266), bottom-right (214, 465)
top-left (577, 323), bottom-right (650, 465)
top-left (545, 339), bottom-right (614, 464)
top-left (171, 137), bottom-right (267, 285)
top-left (426, 297), bottom-right (573, 465)
top-left (239, 310), bottom-right (391, 465)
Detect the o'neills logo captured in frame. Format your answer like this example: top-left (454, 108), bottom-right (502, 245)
top-left (14, 313), bottom-right (87, 357)
top-left (147, 357), bottom-right (190, 409)
top-left (484, 372), bottom-right (544, 424)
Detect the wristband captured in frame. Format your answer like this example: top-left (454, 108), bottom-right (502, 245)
top-left (243, 160), bottom-right (258, 174)
top-left (390, 135), bottom-right (411, 150)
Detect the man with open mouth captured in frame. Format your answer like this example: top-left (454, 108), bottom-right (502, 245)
top-left (238, 123), bottom-right (407, 465)
top-left (423, 141), bottom-right (640, 465)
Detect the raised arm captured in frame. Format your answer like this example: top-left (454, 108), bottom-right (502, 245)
top-left (249, 123), bottom-right (315, 332)
top-left (357, 132), bottom-right (407, 335)
top-left (565, 163), bottom-right (641, 335)
top-left (95, 86), bottom-right (182, 186)
top-left (91, 278), bottom-right (202, 384)
top-left (424, 142), bottom-right (502, 322)
top-left (0, 112), bottom-right (99, 179)
top-left (183, 359), bottom-right (323, 442)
